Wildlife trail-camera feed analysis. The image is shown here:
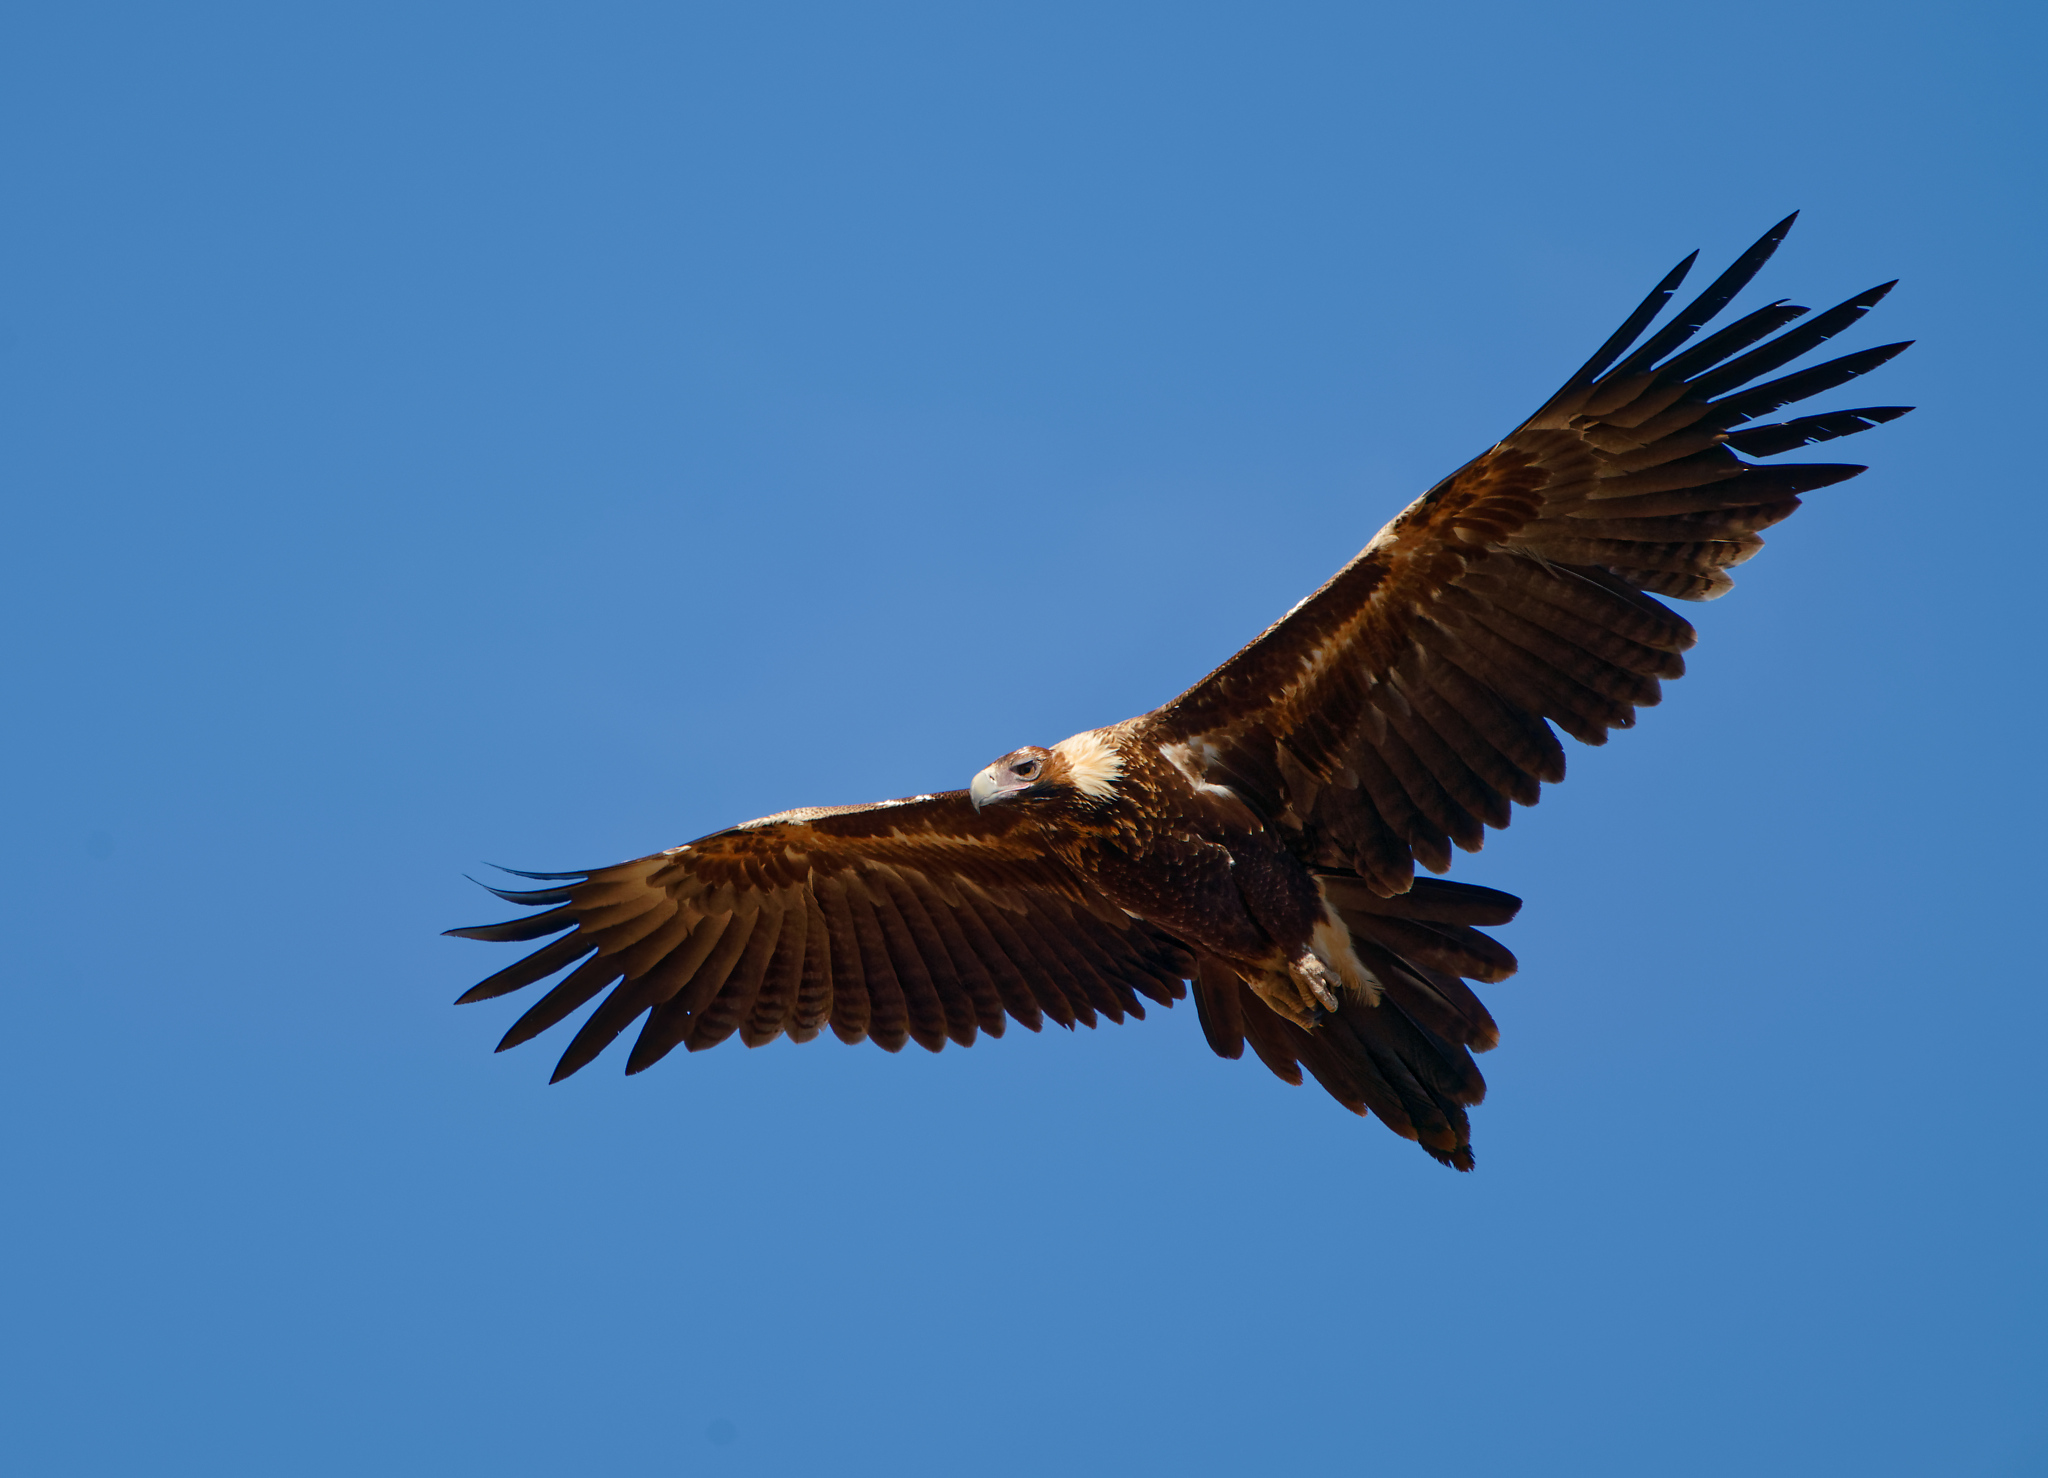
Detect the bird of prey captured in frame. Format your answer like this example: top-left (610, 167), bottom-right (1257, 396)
top-left (449, 215), bottom-right (1908, 1169)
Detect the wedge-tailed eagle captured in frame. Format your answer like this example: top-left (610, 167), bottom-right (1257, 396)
top-left (450, 215), bottom-right (1908, 1169)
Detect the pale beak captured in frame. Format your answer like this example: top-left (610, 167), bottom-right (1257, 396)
top-left (969, 764), bottom-right (1004, 812)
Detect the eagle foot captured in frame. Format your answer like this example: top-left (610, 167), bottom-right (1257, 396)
top-left (1288, 951), bottom-right (1343, 1015)
top-left (1244, 953), bottom-right (1343, 1030)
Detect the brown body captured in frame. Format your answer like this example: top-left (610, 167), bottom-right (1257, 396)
top-left (982, 727), bottom-right (1354, 1026)
top-left (450, 216), bottom-right (1907, 1169)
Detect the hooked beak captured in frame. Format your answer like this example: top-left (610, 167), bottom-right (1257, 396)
top-left (969, 764), bottom-right (1004, 812)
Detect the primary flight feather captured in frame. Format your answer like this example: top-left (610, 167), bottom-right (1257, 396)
top-left (450, 214), bottom-right (1909, 1169)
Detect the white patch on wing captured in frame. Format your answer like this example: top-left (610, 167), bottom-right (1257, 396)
top-left (1053, 729), bottom-right (1125, 800)
top-left (1158, 741), bottom-right (1201, 785)
top-left (1310, 890), bottom-right (1382, 1006)
top-left (1159, 740), bottom-right (1257, 823)
top-left (1158, 738), bottom-right (1227, 785)
top-left (738, 795), bottom-right (931, 829)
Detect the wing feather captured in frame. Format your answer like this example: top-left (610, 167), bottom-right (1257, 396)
top-left (1604, 212), bottom-right (1797, 379)
top-left (1374, 710), bottom-right (1488, 854)
top-left (1035, 905), bottom-right (1128, 1024)
top-left (976, 901), bottom-right (1086, 1028)
top-left (684, 897), bottom-right (789, 1054)
top-left (840, 877), bottom-right (910, 1052)
top-left (1142, 217), bottom-right (1908, 892)
top-left (901, 870), bottom-right (1008, 1035)
top-left (1351, 738), bottom-right (1452, 875)
top-left (867, 867), bottom-right (964, 1050)
top-left (456, 934), bottom-right (594, 1005)
top-left (813, 875), bottom-right (870, 1045)
top-left (740, 892), bottom-right (809, 1047)
top-left (790, 891), bottom-right (835, 1043)
top-left (497, 951), bottom-right (625, 1054)
top-left (449, 792), bottom-right (1195, 1077)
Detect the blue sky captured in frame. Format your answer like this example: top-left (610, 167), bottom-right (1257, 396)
top-left (3, 2), bottom-right (2043, 1474)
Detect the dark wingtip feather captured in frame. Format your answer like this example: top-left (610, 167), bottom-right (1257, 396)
top-left (472, 878), bottom-right (581, 906)
top-left (1708, 342), bottom-right (1914, 428)
top-left (548, 1022), bottom-right (614, 1079)
top-left (1721, 405), bottom-right (1912, 456)
top-left (1562, 250), bottom-right (1700, 391)
top-left (1732, 461), bottom-right (1868, 495)
top-left (1609, 214), bottom-right (1801, 379)
top-left (454, 935), bottom-right (595, 1006)
top-left (462, 872), bottom-right (580, 903)
top-left (443, 906), bottom-right (579, 943)
top-left (487, 864), bottom-right (594, 881)
top-left (624, 1019), bottom-right (686, 1075)
top-left (501, 1018), bottom-right (552, 1055)
top-left (1682, 282), bottom-right (1902, 401)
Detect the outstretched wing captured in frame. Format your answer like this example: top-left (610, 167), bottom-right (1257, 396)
top-left (448, 791), bottom-right (1195, 1080)
top-left (1142, 214), bottom-right (1910, 895)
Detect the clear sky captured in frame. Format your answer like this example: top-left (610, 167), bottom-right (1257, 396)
top-left (3, 3), bottom-right (2043, 1474)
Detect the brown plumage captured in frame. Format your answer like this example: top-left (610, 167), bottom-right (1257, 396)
top-left (449, 215), bottom-right (1909, 1169)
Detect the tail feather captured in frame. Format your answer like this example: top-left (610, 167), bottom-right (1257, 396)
top-left (1194, 873), bottom-right (1520, 1171)
top-left (1321, 874), bottom-right (1521, 926)
top-left (1191, 955), bottom-right (1245, 1060)
top-left (1231, 978), bottom-right (1482, 1171)
top-left (1346, 932), bottom-right (1500, 1053)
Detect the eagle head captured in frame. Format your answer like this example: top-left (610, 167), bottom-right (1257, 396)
top-left (969, 747), bottom-right (1053, 811)
top-left (969, 731), bottom-right (1125, 812)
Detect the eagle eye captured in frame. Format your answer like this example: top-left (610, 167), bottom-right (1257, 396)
top-left (1013, 759), bottom-right (1042, 779)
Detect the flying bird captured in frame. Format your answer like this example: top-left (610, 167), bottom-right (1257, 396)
top-left (449, 215), bottom-right (1908, 1169)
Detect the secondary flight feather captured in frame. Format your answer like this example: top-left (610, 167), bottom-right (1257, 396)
top-left (450, 215), bottom-right (1909, 1169)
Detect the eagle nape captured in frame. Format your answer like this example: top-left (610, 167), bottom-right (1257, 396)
top-left (448, 213), bottom-right (1909, 1171)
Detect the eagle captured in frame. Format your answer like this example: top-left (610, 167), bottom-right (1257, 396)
top-left (449, 215), bottom-right (1908, 1170)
